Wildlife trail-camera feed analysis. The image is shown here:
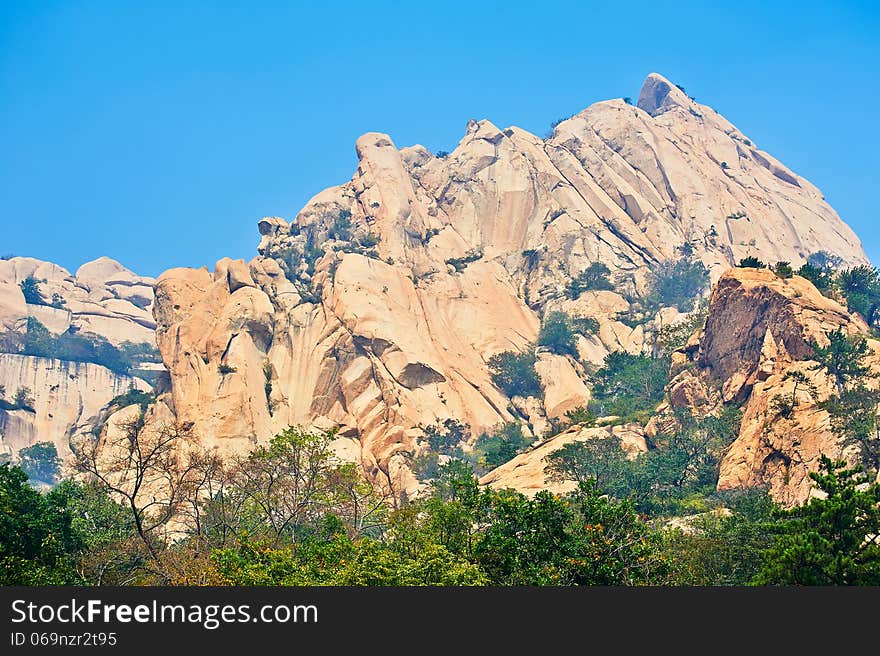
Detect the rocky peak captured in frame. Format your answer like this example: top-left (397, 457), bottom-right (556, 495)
top-left (637, 72), bottom-right (696, 116)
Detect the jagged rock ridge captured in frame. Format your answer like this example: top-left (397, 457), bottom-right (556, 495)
top-left (151, 72), bottom-right (868, 499)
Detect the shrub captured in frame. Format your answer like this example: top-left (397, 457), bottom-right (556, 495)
top-left (359, 233), bottom-right (380, 248)
top-left (18, 442), bottom-right (60, 483)
top-left (571, 315), bottom-right (600, 336)
top-left (108, 387), bottom-right (154, 410)
top-left (328, 210), bottom-right (352, 241)
top-left (488, 350), bottom-right (541, 398)
top-left (445, 248), bottom-right (483, 273)
top-left (796, 262), bottom-right (833, 292)
top-left (435, 150), bottom-right (450, 158)
top-left (647, 258), bottom-right (709, 312)
top-left (218, 363), bottom-right (237, 375)
top-left (737, 256), bottom-right (766, 269)
top-left (720, 161), bottom-right (729, 170)
top-left (836, 265), bottom-right (880, 327)
top-left (19, 276), bottom-right (47, 305)
top-left (472, 422), bottom-right (532, 471)
top-left (13, 387), bottom-right (35, 412)
top-left (623, 96), bottom-right (633, 105)
top-left (564, 406), bottom-right (596, 427)
top-left (589, 352), bottom-right (670, 422)
top-left (567, 262), bottom-right (614, 298)
top-left (421, 419), bottom-right (470, 456)
top-left (772, 261), bottom-right (793, 279)
top-left (538, 312), bottom-right (578, 357)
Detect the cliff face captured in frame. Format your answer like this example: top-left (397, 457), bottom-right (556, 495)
top-left (656, 268), bottom-right (878, 505)
top-left (0, 353), bottom-right (150, 461)
top-left (0, 256), bottom-right (159, 461)
top-left (152, 73), bottom-right (869, 498)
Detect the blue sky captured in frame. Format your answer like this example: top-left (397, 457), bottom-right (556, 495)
top-left (1, 1), bottom-right (878, 277)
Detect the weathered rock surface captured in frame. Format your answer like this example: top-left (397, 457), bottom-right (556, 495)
top-left (0, 256), bottom-right (159, 462)
top-left (0, 256), bottom-right (157, 344)
top-left (671, 267), bottom-right (879, 505)
top-left (0, 353), bottom-right (150, 460)
top-left (152, 73), bottom-right (869, 498)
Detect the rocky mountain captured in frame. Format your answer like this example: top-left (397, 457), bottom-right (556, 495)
top-left (146, 72), bottom-right (869, 500)
top-left (0, 256), bottom-right (159, 461)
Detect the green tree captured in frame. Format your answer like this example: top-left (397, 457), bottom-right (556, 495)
top-left (797, 262), bottom-right (833, 292)
top-left (538, 311), bottom-right (578, 357)
top-left (13, 386), bottom-right (34, 411)
top-left (589, 351), bottom-right (670, 422)
top-left (808, 328), bottom-right (871, 395)
top-left (472, 422), bottom-right (532, 471)
top-left (488, 349), bottom-right (542, 398)
top-left (0, 464), bottom-right (83, 584)
top-left (756, 456), bottom-right (880, 585)
top-left (18, 441), bottom-right (60, 483)
top-left (567, 262), bottom-right (614, 298)
top-left (772, 261), bottom-right (794, 278)
top-left (647, 258), bottom-right (710, 312)
top-left (19, 276), bottom-right (46, 305)
top-left (737, 256), bottom-right (766, 269)
top-left (836, 265), bottom-right (880, 327)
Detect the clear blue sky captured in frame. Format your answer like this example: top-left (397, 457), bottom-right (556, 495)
top-left (1, 1), bottom-right (877, 277)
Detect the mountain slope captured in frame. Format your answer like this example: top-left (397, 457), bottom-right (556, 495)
top-left (151, 72), bottom-right (868, 499)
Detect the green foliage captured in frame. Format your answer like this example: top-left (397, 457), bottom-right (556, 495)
top-left (772, 261), bottom-right (794, 278)
top-left (327, 209), bottom-right (352, 241)
top-left (656, 302), bottom-right (708, 355)
top-left (646, 258), bottom-right (710, 312)
top-left (0, 464), bottom-right (84, 584)
top-left (756, 456), bottom-right (880, 585)
top-left (807, 251), bottom-right (843, 271)
top-left (488, 349), bottom-right (542, 398)
top-left (570, 314), bottom-right (600, 335)
top-left (445, 248), bottom-right (483, 273)
top-left (19, 276), bottom-right (46, 305)
top-left (564, 406), bottom-right (596, 426)
top-left (108, 387), bottom-right (155, 410)
top-left (808, 328), bottom-right (871, 394)
top-left (770, 370), bottom-right (816, 418)
top-left (538, 311), bottom-right (578, 357)
top-left (0, 317), bottom-right (153, 375)
top-left (472, 422), bottom-right (532, 472)
top-left (664, 490), bottom-right (776, 585)
top-left (737, 256), bottom-right (766, 269)
top-left (567, 262), bottom-right (614, 299)
top-left (589, 351), bottom-right (670, 422)
top-left (18, 442), bottom-right (60, 483)
top-left (421, 418), bottom-right (470, 456)
top-left (836, 265), bottom-right (880, 327)
top-left (546, 406), bottom-right (742, 517)
top-left (796, 262), bottom-right (834, 292)
top-left (218, 363), bottom-right (237, 375)
top-left (11, 386), bottom-right (35, 411)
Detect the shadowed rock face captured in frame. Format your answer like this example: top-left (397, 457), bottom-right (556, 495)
top-left (152, 73), bottom-right (868, 499)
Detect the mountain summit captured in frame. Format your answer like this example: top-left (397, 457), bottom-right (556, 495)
top-left (140, 73), bottom-right (868, 499)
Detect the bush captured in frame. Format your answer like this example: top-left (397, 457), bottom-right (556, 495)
top-left (647, 258), bottom-right (709, 312)
top-left (421, 419), bottom-right (470, 456)
top-left (773, 261), bottom-right (794, 279)
top-left (796, 262), bottom-right (833, 292)
top-left (737, 256), bottom-right (766, 269)
top-left (571, 315), bottom-right (600, 335)
top-left (19, 276), bottom-right (46, 305)
top-left (218, 363), bottom-right (237, 375)
top-left (445, 248), bottom-right (483, 273)
top-left (472, 422), bottom-right (532, 471)
top-left (18, 442), bottom-right (60, 484)
top-left (836, 265), bottom-right (880, 327)
top-left (589, 352), bottom-right (670, 422)
top-left (538, 312), bottom-right (578, 357)
top-left (13, 387), bottom-right (35, 412)
top-left (328, 210), bottom-right (352, 241)
top-left (488, 350), bottom-right (541, 398)
top-left (567, 262), bottom-right (614, 298)
top-left (108, 387), bottom-right (154, 410)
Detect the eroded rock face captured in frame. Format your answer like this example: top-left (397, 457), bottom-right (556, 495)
top-left (152, 73), bottom-right (868, 498)
top-left (0, 353), bottom-right (150, 460)
top-left (0, 256), bottom-right (157, 344)
top-left (673, 268), bottom-right (879, 505)
top-left (0, 256), bottom-right (159, 462)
